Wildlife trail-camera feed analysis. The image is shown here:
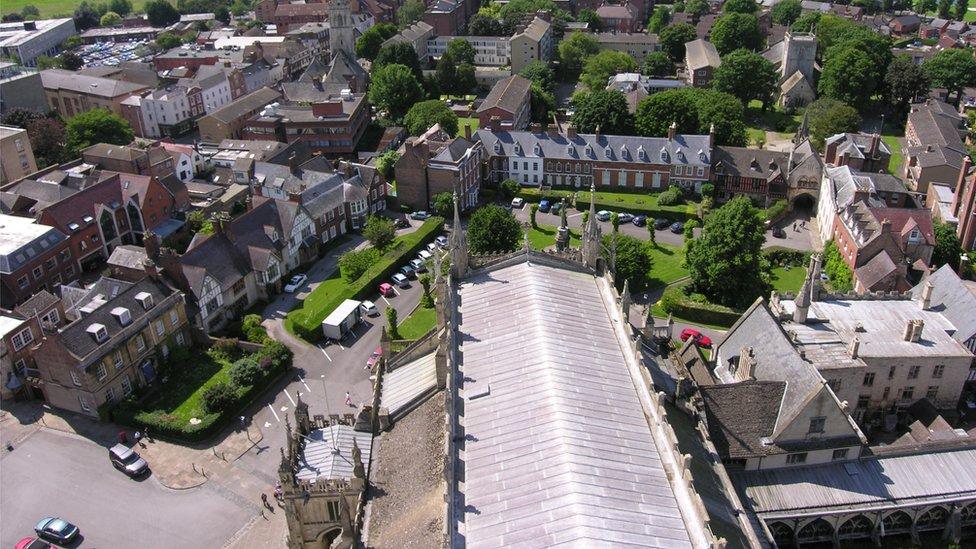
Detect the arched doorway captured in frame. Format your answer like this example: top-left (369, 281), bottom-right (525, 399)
top-left (316, 527), bottom-right (342, 548)
top-left (882, 510), bottom-right (913, 534)
top-left (838, 514), bottom-right (874, 539)
top-left (916, 506), bottom-right (949, 531)
top-left (960, 502), bottom-right (976, 526)
top-left (797, 518), bottom-right (833, 544)
top-left (791, 193), bottom-right (816, 213)
top-left (767, 521), bottom-right (794, 546)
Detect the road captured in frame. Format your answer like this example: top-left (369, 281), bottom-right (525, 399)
top-left (0, 430), bottom-right (253, 549)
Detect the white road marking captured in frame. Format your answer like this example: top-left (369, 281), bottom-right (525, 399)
top-left (392, 287), bottom-right (400, 296)
top-left (381, 296), bottom-right (391, 306)
top-left (267, 405), bottom-right (280, 422)
top-left (338, 341), bottom-right (345, 350)
top-left (264, 421), bottom-right (272, 428)
top-left (568, 212), bottom-right (582, 218)
top-left (280, 406), bottom-right (289, 413)
top-left (319, 345), bottom-right (332, 362)
top-left (284, 390), bottom-right (296, 407)
top-left (299, 376), bottom-right (312, 393)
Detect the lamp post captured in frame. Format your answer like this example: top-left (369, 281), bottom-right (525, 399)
top-left (240, 415), bottom-right (252, 442)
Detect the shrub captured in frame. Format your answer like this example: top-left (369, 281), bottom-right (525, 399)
top-left (207, 338), bottom-right (239, 362)
top-left (530, 203), bottom-right (539, 227)
top-left (202, 382), bottom-right (239, 414)
top-left (764, 247), bottom-right (810, 267)
top-left (500, 179), bottom-right (521, 200)
top-left (658, 284), bottom-right (740, 327)
top-left (764, 199), bottom-right (789, 223)
top-left (339, 247), bottom-right (382, 282)
top-left (229, 357), bottom-right (262, 387)
top-left (657, 185), bottom-right (683, 206)
top-left (241, 314), bottom-right (267, 343)
top-left (258, 340), bottom-right (293, 370)
top-left (823, 240), bottom-right (853, 292)
top-left (699, 183), bottom-right (715, 198)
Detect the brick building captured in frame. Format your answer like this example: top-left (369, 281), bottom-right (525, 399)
top-left (242, 92), bottom-right (369, 156)
top-left (824, 132), bottom-right (892, 173)
top-left (476, 75), bottom-right (532, 131)
top-left (395, 125), bottom-right (484, 212)
top-left (0, 214), bottom-right (77, 307)
top-left (684, 39), bottom-right (720, 88)
top-left (41, 69), bottom-right (149, 117)
top-left (0, 291), bottom-right (63, 400)
top-left (198, 87), bottom-right (282, 142)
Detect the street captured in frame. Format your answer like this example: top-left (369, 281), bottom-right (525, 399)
top-left (0, 430), bottom-right (253, 549)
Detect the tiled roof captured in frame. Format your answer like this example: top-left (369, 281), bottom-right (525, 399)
top-left (684, 39), bottom-right (720, 70)
top-left (699, 381), bottom-right (786, 458)
top-left (205, 86), bottom-right (281, 124)
top-left (40, 69), bottom-right (148, 98)
top-left (912, 264), bottom-right (976, 345)
top-left (475, 129), bottom-right (712, 166)
top-left (476, 75), bottom-right (530, 115)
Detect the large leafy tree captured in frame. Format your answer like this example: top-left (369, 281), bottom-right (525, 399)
top-left (770, 0), bottom-right (802, 25)
top-left (59, 51), bottom-right (84, 70)
top-left (635, 88), bottom-right (747, 146)
top-left (519, 61), bottom-right (555, 92)
top-left (529, 84), bottom-right (556, 123)
top-left (109, 0), bottom-right (132, 16)
top-left (73, 1), bottom-right (101, 30)
top-left (25, 117), bottom-right (68, 168)
top-left (580, 50), bottom-right (637, 90)
top-left (712, 49), bottom-right (778, 110)
top-left (576, 9), bottom-right (602, 30)
top-left (641, 51), bottom-right (674, 77)
top-left (955, 0), bottom-right (969, 20)
top-left (557, 31), bottom-right (599, 77)
top-left (397, 0), bottom-right (425, 28)
top-left (723, 0), bottom-right (758, 13)
top-left (404, 99), bottom-right (459, 136)
top-left (710, 13), bottom-right (763, 54)
top-left (571, 89), bottom-right (633, 134)
top-left (468, 13), bottom-right (503, 35)
top-left (100, 11), bottom-right (123, 26)
top-left (884, 55), bottom-right (930, 113)
top-left (368, 63), bottom-right (424, 121)
top-left (363, 215), bottom-right (396, 250)
top-left (468, 205), bottom-right (522, 254)
top-left (446, 39), bottom-right (476, 65)
top-left (791, 11), bottom-right (821, 32)
top-left (647, 6), bottom-right (670, 33)
top-left (686, 196), bottom-right (767, 308)
top-left (805, 98), bottom-right (861, 149)
top-left (659, 23), bottom-right (697, 62)
top-left (602, 234), bottom-right (652, 291)
top-left (66, 109), bottom-right (134, 153)
top-left (817, 47), bottom-right (877, 109)
top-left (374, 42), bottom-right (423, 80)
top-left (685, 0), bottom-right (711, 17)
top-left (932, 221), bottom-right (962, 270)
top-left (923, 49), bottom-right (976, 105)
top-left (355, 23), bottom-right (397, 61)
top-left (145, 0), bottom-right (179, 26)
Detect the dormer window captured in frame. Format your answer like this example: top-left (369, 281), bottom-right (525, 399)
top-left (111, 307), bottom-right (131, 326)
top-left (87, 323), bottom-right (108, 343)
top-left (699, 149), bottom-right (707, 162)
top-left (660, 148), bottom-right (669, 162)
top-left (638, 145), bottom-right (646, 161)
top-left (605, 145), bottom-right (613, 158)
top-left (750, 157), bottom-right (760, 170)
top-left (769, 160), bottom-right (778, 171)
top-left (493, 140), bottom-right (502, 154)
top-left (566, 144), bottom-right (575, 156)
top-left (585, 144), bottom-right (593, 157)
top-left (620, 144), bottom-right (629, 160)
top-left (534, 142), bottom-right (542, 156)
top-left (135, 291), bottom-right (154, 310)
top-left (676, 150), bottom-right (685, 162)
top-left (514, 142), bottom-right (522, 156)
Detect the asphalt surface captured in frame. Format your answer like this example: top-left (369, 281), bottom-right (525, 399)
top-left (0, 430), bottom-right (253, 549)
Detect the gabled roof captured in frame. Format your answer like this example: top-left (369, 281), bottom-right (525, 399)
top-left (912, 264), bottom-right (976, 344)
top-left (699, 381), bottom-right (786, 458)
top-left (476, 75), bottom-right (531, 115)
top-left (854, 250), bottom-right (898, 290)
top-left (684, 39), bottom-right (720, 70)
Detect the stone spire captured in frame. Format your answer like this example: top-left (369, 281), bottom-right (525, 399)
top-left (450, 192), bottom-right (468, 278)
top-left (432, 242), bottom-right (442, 285)
top-left (556, 197), bottom-right (570, 251)
top-left (581, 184), bottom-right (602, 269)
top-left (793, 254), bottom-right (817, 324)
top-left (352, 439), bottom-right (365, 480)
top-left (620, 278), bottom-right (631, 321)
top-left (295, 392), bottom-right (310, 436)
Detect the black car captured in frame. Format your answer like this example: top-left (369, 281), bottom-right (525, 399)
top-left (771, 227), bottom-right (786, 238)
top-left (653, 218), bottom-right (671, 230)
top-left (551, 203), bottom-right (562, 215)
top-left (632, 215), bottom-right (647, 227)
top-left (670, 221), bottom-right (685, 233)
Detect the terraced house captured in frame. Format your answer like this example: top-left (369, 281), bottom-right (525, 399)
top-left (31, 275), bottom-right (189, 417)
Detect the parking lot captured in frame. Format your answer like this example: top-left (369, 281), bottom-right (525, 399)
top-left (80, 40), bottom-right (153, 68)
top-left (0, 430), bottom-right (253, 549)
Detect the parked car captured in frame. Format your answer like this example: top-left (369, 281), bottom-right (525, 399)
top-left (511, 197), bottom-right (525, 209)
top-left (632, 215), bottom-right (647, 227)
top-left (771, 227), bottom-right (786, 238)
top-left (410, 211), bottom-right (431, 220)
top-left (538, 199), bottom-right (551, 213)
top-left (14, 538), bottom-right (50, 549)
top-left (109, 443), bottom-right (149, 477)
top-left (596, 210), bottom-right (612, 221)
top-left (426, 242), bottom-right (438, 253)
top-left (392, 273), bottom-right (410, 288)
top-left (378, 283), bottom-right (395, 297)
top-left (679, 328), bottom-right (713, 348)
top-left (34, 518), bottom-right (79, 545)
top-left (551, 203), bottom-right (563, 215)
top-left (366, 346), bottom-right (382, 370)
top-left (283, 274), bottom-right (307, 293)
top-left (393, 217), bottom-right (409, 229)
top-left (654, 218), bottom-right (671, 230)
top-left (670, 221), bottom-right (684, 233)
top-left (409, 258), bottom-right (427, 273)
top-left (399, 265), bottom-right (416, 278)
top-left (418, 250), bottom-right (432, 261)
top-left (435, 236), bottom-right (449, 247)
top-left (617, 213), bottom-right (634, 223)
top-left (360, 300), bottom-right (379, 316)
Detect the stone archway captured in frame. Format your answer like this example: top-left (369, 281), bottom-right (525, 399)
top-left (838, 514), bottom-right (874, 539)
top-left (882, 510), bottom-right (913, 533)
top-left (316, 527), bottom-right (342, 548)
top-left (791, 193), bottom-right (816, 213)
top-left (797, 518), bottom-right (834, 543)
top-left (960, 501), bottom-right (976, 525)
top-left (767, 521), bottom-right (794, 546)
top-left (916, 506), bottom-right (950, 531)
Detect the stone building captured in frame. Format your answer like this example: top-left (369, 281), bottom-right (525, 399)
top-left (394, 125), bottom-right (483, 212)
top-left (761, 31), bottom-right (818, 109)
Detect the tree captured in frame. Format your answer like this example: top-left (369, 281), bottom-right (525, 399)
top-left (576, 8), bottom-right (602, 30)
top-left (923, 49), bottom-right (976, 105)
top-left (34, 56), bottom-right (59, 70)
top-left (376, 150), bottom-right (400, 180)
top-left (156, 31), bottom-right (182, 49)
top-left (580, 50), bottom-right (637, 90)
top-left (419, 274), bottom-right (433, 307)
top-left (202, 382), bottom-right (238, 413)
top-left (446, 39), bottom-right (476, 65)
top-left (363, 215), bottom-right (396, 249)
top-left (528, 83), bottom-right (556, 123)
top-left (374, 42), bottom-right (423, 81)
top-left (519, 60), bottom-right (555, 92)
top-left (938, 0), bottom-right (952, 17)
top-left (884, 55), bottom-right (930, 113)
top-left (557, 31), bottom-right (599, 76)
top-left (804, 98), bottom-right (861, 149)
top-left (770, 0), bottom-right (801, 24)
top-left (571, 89), bottom-right (633, 134)
top-left (611, 212), bottom-right (620, 232)
top-left (914, 0), bottom-right (937, 10)
top-left (73, 1), bottom-right (101, 30)
top-left (2, 13), bottom-right (24, 23)
top-left (100, 11), bottom-right (122, 26)
top-left (397, 0), bottom-right (425, 28)
top-left (229, 0), bottom-right (249, 16)
top-left (955, 0), bottom-right (969, 20)
top-left (500, 179), bottom-right (521, 200)
top-left (647, 220), bottom-right (656, 246)
top-left (791, 11), bottom-right (820, 32)
top-left (404, 99), bottom-right (459, 136)
top-left (59, 51), bottom-right (83, 70)
top-left (723, 0), bottom-right (758, 13)
top-left (686, 196), bottom-right (767, 308)
top-left (109, 0), bottom-right (132, 16)
top-left (641, 51), bottom-right (674, 77)
top-left (214, 6), bottom-right (230, 23)
top-left (696, 90), bottom-right (748, 146)
top-left (647, 6), bottom-right (671, 33)
top-left (602, 234), bottom-right (652, 291)
top-left (468, 13), bottom-right (503, 35)
top-left (355, 23), bottom-right (397, 61)
top-left (818, 47), bottom-right (877, 109)
top-left (635, 87), bottom-right (747, 145)
top-left (823, 241), bottom-right (853, 291)
top-left (386, 307), bottom-right (400, 340)
top-left (65, 109), bottom-right (134, 154)
top-left (21, 5), bottom-right (40, 18)
top-left (230, 357), bottom-right (262, 387)
top-left (710, 13), bottom-right (763, 54)
top-left (455, 63), bottom-right (477, 94)
top-left (145, 0), bottom-right (179, 26)
top-left (468, 205), bottom-right (522, 254)
top-left (432, 192), bottom-right (453, 218)
top-left (685, 0), bottom-right (711, 17)
top-left (713, 49), bottom-right (778, 110)
top-left (25, 117), bottom-right (68, 167)
top-left (339, 248), bottom-right (381, 281)
top-left (530, 203), bottom-right (539, 227)
top-left (659, 23), bottom-right (697, 62)
top-left (369, 63), bottom-right (424, 120)
top-left (932, 221), bottom-right (962, 269)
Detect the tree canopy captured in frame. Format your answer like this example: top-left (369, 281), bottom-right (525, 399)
top-left (468, 205), bottom-right (522, 254)
top-left (817, 47), bottom-right (878, 109)
top-left (770, 0), bottom-right (802, 24)
top-left (804, 98), bottom-right (861, 149)
top-left (404, 100), bottom-right (459, 136)
top-left (73, 1), bottom-right (101, 30)
top-left (557, 31), bottom-right (599, 76)
top-left (109, 0), bottom-right (133, 17)
top-left (647, 6), bottom-right (671, 33)
top-left (884, 55), bottom-right (930, 113)
top-left (710, 13), bottom-right (763, 54)
top-left (923, 49), bottom-right (976, 105)
top-left (659, 23), bottom-right (697, 62)
top-left (446, 39), bottom-right (476, 65)
top-left (65, 109), bottom-right (134, 154)
top-left (641, 51), bottom-right (674, 77)
top-left (100, 11), bottom-right (123, 26)
top-left (723, 0), bottom-right (758, 13)
top-left (368, 63), bottom-right (424, 121)
top-left (145, 0), bottom-right (180, 26)
top-left (397, 0), bottom-right (426, 28)
top-left (932, 221), bottom-right (962, 270)
top-left (580, 50), bottom-right (637, 90)
top-left (602, 234), bottom-right (652, 291)
top-left (791, 11), bottom-right (821, 32)
top-left (374, 42), bottom-right (423, 80)
top-left (712, 49), bottom-right (778, 109)
top-left (355, 23), bottom-right (397, 61)
top-left (363, 215), bottom-right (396, 250)
top-left (571, 89), bottom-right (633, 135)
top-left (635, 88), bottom-right (747, 146)
top-left (519, 61), bottom-right (555, 92)
top-left (686, 196), bottom-right (767, 308)
top-left (468, 13), bottom-right (503, 35)
top-left (685, 0), bottom-right (711, 17)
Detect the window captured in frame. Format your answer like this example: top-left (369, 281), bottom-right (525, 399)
top-left (113, 351), bottom-right (123, 369)
top-left (827, 379), bottom-right (841, 392)
top-left (327, 501), bottom-right (340, 521)
top-left (933, 364), bottom-right (944, 378)
top-left (11, 327), bottom-right (34, 351)
top-left (169, 310), bottom-right (179, 326)
top-left (105, 387), bottom-right (116, 404)
top-left (618, 171), bottom-right (626, 186)
top-left (155, 320), bottom-right (165, 337)
top-left (17, 275), bottom-right (29, 289)
top-left (14, 358), bottom-right (27, 377)
top-left (908, 365), bottom-right (920, 379)
top-left (78, 395), bottom-right (91, 412)
top-left (786, 452), bottom-right (808, 464)
top-left (856, 395), bottom-right (870, 409)
top-left (176, 332), bottom-right (185, 346)
top-left (31, 266), bottom-right (43, 279)
top-left (882, 386), bottom-right (890, 400)
top-left (602, 170), bottom-right (610, 185)
top-left (862, 372), bottom-right (875, 387)
top-left (832, 448), bottom-right (849, 461)
top-left (900, 386), bottom-right (914, 401)
top-left (95, 363), bottom-right (107, 381)
top-left (70, 370), bottom-right (82, 387)
top-left (808, 417), bottom-right (826, 434)
top-left (888, 365), bottom-right (896, 379)
top-left (136, 334), bottom-right (146, 352)
top-left (41, 309), bottom-right (59, 326)
top-left (121, 374), bottom-right (132, 396)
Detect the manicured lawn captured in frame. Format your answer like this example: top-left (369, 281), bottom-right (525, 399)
top-left (744, 102), bottom-right (803, 145)
top-left (647, 242), bottom-right (688, 289)
top-left (881, 134), bottom-right (904, 176)
top-left (770, 266), bottom-right (807, 294)
top-left (527, 224), bottom-right (580, 250)
top-left (457, 117), bottom-right (479, 137)
top-left (397, 304), bottom-right (436, 340)
top-left (3, 0), bottom-right (172, 18)
top-left (136, 350), bottom-right (236, 426)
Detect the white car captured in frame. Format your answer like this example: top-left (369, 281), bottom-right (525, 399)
top-left (418, 250), bottom-right (432, 261)
top-left (283, 274), bottom-right (307, 293)
top-left (435, 236), bottom-right (449, 247)
top-left (511, 197), bottom-right (525, 209)
top-left (392, 273), bottom-right (410, 288)
top-left (360, 300), bottom-right (379, 316)
top-left (426, 242), bottom-right (438, 253)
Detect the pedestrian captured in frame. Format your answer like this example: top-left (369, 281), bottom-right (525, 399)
top-left (792, 222), bottom-right (797, 232)
top-left (145, 427), bottom-right (152, 443)
top-left (344, 391), bottom-right (352, 406)
top-left (261, 493), bottom-right (270, 509)
top-left (118, 430), bottom-right (128, 444)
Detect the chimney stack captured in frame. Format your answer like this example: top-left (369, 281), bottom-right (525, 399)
top-left (463, 124), bottom-right (471, 141)
top-left (668, 121), bottom-right (677, 141)
top-left (142, 258), bottom-right (159, 279)
top-left (870, 133), bottom-right (880, 158)
top-left (903, 319), bottom-right (914, 341)
top-left (708, 123), bottom-right (715, 149)
top-left (144, 231), bottom-right (160, 261)
top-left (848, 336), bottom-right (860, 359)
top-left (288, 152), bottom-right (299, 176)
top-left (881, 218), bottom-right (891, 233)
top-left (567, 125), bottom-right (577, 139)
top-left (921, 280), bottom-right (934, 310)
top-left (911, 319), bottom-right (924, 342)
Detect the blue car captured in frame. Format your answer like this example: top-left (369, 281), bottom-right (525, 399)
top-left (538, 199), bottom-right (551, 213)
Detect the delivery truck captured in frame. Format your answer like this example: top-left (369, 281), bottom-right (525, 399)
top-left (322, 299), bottom-right (362, 341)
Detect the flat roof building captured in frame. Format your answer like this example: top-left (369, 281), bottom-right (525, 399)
top-left (0, 19), bottom-right (76, 67)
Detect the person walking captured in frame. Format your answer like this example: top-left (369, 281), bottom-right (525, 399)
top-left (344, 391), bottom-right (353, 406)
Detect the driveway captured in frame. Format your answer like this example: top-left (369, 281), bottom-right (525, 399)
top-left (0, 430), bottom-right (253, 549)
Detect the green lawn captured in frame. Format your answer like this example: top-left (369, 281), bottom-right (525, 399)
top-left (527, 224), bottom-right (581, 250)
top-left (744, 101), bottom-right (803, 145)
top-left (136, 349), bottom-right (236, 425)
top-left (397, 304), bottom-right (436, 339)
top-left (2, 0), bottom-right (172, 18)
top-left (770, 266), bottom-right (807, 294)
top-left (881, 133), bottom-right (904, 176)
top-left (457, 117), bottom-right (479, 138)
top-left (647, 242), bottom-right (688, 289)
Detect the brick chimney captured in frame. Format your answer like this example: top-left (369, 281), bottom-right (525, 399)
top-left (668, 121), bottom-right (677, 141)
top-left (142, 258), bottom-right (158, 279)
top-left (869, 133), bottom-right (880, 158)
top-left (567, 125), bottom-right (577, 139)
top-left (463, 124), bottom-right (472, 141)
top-left (708, 123), bottom-right (715, 149)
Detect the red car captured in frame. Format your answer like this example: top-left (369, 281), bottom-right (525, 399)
top-left (365, 346), bottom-right (382, 370)
top-left (379, 283), bottom-right (395, 297)
top-left (15, 538), bottom-right (51, 549)
top-left (680, 328), bottom-right (713, 348)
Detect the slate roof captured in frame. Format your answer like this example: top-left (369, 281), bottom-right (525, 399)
top-left (514, 16), bottom-right (550, 41)
top-left (40, 69), bottom-right (148, 98)
top-left (912, 264), bottom-right (976, 345)
top-left (713, 147), bottom-right (788, 180)
top-left (908, 99), bottom-right (966, 147)
top-left (179, 232), bottom-right (252, 296)
top-left (205, 86), bottom-right (281, 124)
top-left (825, 132), bottom-right (892, 159)
top-left (854, 250), bottom-right (898, 290)
top-left (107, 245), bottom-right (148, 270)
top-left (684, 39), bottom-right (720, 70)
top-left (14, 290), bottom-right (59, 319)
top-left (699, 381), bottom-right (786, 458)
top-left (476, 75), bottom-right (530, 115)
top-left (296, 424), bottom-right (372, 481)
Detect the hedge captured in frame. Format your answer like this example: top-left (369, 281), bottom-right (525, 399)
top-left (763, 246), bottom-right (811, 267)
top-left (286, 217), bottom-right (444, 341)
top-left (763, 199), bottom-right (789, 224)
top-left (517, 187), bottom-right (698, 221)
top-left (659, 284), bottom-right (741, 328)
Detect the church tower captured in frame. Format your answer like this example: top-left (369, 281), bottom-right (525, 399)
top-left (328, 0), bottom-right (356, 59)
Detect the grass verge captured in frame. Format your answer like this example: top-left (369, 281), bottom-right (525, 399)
top-left (397, 304), bottom-right (436, 340)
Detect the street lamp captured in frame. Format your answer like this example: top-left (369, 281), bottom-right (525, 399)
top-left (240, 415), bottom-right (252, 442)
